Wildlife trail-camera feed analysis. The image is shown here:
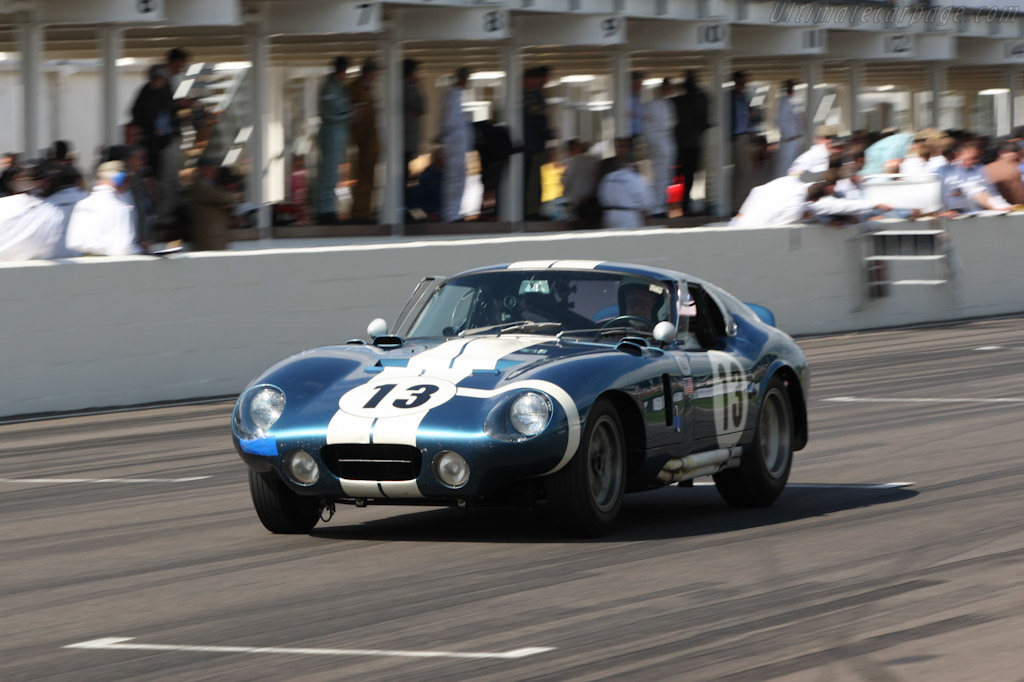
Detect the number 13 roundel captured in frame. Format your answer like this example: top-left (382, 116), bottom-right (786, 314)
top-left (338, 377), bottom-right (458, 418)
top-left (708, 350), bottom-right (749, 448)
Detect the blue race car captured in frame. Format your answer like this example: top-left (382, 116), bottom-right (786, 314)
top-left (232, 261), bottom-right (809, 536)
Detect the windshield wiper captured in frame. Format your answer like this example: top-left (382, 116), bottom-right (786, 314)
top-left (460, 321), bottom-right (562, 337)
top-left (558, 326), bottom-right (654, 340)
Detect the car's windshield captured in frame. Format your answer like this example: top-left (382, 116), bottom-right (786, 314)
top-left (405, 270), bottom-right (677, 339)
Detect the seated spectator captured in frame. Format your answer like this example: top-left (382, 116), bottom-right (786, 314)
top-left (0, 159), bottom-right (67, 261)
top-left (66, 160), bottom-right (141, 256)
top-left (862, 132), bottom-right (914, 175)
top-left (983, 141), bottom-right (1024, 206)
top-left (409, 149), bottom-right (443, 222)
top-left (190, 157), bottom-right (238, 250)
top-left (899, 129), bottom-right (947, 176)
top-left (940, 139), bottom-right (1011, 215)
top-left (789, 125), bottom-right (838, 177)
top-left (730, 174), bottom-right (810, 227)
top-left (0, 152), bottom-right (19, 196)
top-left (597, 152), bottom-right (655, 229)
top-left (44, 163), bottom-right (88, 258)
top-left (561, 138), bottom-right (600, 225)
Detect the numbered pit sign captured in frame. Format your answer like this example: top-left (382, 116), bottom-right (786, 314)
top-left (339, 378), bottom-right (458, 418)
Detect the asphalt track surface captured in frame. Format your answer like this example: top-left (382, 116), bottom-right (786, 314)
top-left (2, 317), bottom-right (1023, 682)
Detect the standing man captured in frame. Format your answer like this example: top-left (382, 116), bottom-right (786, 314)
top-left (673, 71), bottom-right (709, 215)
top-left (316, 56), bottom-right (352, 225)
top-left (65, 161), bottom-right (141, 256)
top-left (730, 70), bottom-right (755, 214)
top-left (775, 80), bottom-right (803, 179)
top-left (190, 157), bottom-right (237, 250)
top-left (523, 66), bottom-right (553, 221)
top-left (349, 58), bottom-right (380, 224)
top-left (403, 58), bottom-right (425, 213)
top-left (439, 68), bottom-right (472, 223)
top-left (157, 47), bottom-right (191, 228)
top-left (131, 65), bottom-right (173, 188)
top-left (643, 79), bottom-right (677, 219)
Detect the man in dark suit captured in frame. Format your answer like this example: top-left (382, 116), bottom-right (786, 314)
top-left (672, 71), bottom-right (709, 215)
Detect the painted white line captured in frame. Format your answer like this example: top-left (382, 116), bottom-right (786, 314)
top-left (973, 346), bottom-right (1003, 351)
top-left (65, 637), bottom-right (554, 661)
top-left (694, 481), bottom-right (914, 489)
top-left (0, 397), bottom-right (235, 426)
top-left (0, 476), bottom-right (211, 484)
top-left (823, 396), bottom-right (1024, 404)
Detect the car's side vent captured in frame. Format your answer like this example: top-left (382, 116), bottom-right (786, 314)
top-left (662, 374), bottom-right (673, 427)
top-left (320, 444), bottom-right (421, 481)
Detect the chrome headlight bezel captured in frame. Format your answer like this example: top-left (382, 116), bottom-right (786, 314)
top-left (233, 384), bottom-right (286, 439)
top-left (509, 391), bottom-right (553, 437)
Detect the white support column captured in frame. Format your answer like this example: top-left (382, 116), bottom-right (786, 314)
top-left (1008, 68), bottom-right (1021, 131)
top-left (803, 58), bottom-right (823, 143)
top-left (929, 64), bottom-right (947, 129)
top-left (499, 43), bottom-right (523, 225)
top-left (99, 25), bottom-right (123, 147)
top-left (709, 55), bottom-right (730, 219)
top-left (848, 61), bottom-right (864, 133)
top-left (18, 14), bottom-right (44, 157)
top-left (612, 47), bottom-right (630, 139)
top-left (249, 25), bottom-right (271, 238)
top-left (381, 37), bottom-right (404, 234)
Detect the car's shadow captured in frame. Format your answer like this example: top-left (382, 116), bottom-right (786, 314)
top-left (309, 483), bottom-right (918, 543)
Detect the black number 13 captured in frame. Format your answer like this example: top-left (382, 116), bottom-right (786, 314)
top-left (363, 383), bottom-right (439, 410)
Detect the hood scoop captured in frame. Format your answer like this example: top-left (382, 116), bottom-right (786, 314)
top-left (372, 335), bottom-right (405, 349)
top-left (616, 337), bottom-right (650, 356)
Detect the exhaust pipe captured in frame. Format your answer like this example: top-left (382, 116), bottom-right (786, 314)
top-left (656, 447), bottom-right (741, 484)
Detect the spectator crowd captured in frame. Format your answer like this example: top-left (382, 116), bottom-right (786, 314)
top-left (5, 56), bottom-right (1024, 262)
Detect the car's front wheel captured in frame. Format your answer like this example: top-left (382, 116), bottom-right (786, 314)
top-left (546, 399), bottom-right (625, 537)
top-left (248, 470), bottom-right (321, 534)
top-left (713, 376), bottom-right (793, 507)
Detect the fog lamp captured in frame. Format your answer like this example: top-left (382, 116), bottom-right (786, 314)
top-left (285, 450), bottom-right (319, 485)
top-left (434, 450), bottom-right (470, 488)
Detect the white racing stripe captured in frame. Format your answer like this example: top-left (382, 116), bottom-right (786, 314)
top-left (0, 477), bottom-right (211, 484)
top-left (65, 637), bottom-right (554, 661)
top-left (824, 396), bottom-right (1024, 404)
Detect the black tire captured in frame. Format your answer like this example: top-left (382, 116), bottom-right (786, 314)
top-left (248, 469), bottom-right (321, 534)
top-left (545, 399), bottom-right (626, 537)
top-left (713, 376), bottom-right (793, 508)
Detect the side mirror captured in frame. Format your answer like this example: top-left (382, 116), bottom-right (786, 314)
top-left (367, 318), bottom-right (389, 339)
top-left (653, 321), bottom-right (676, 345)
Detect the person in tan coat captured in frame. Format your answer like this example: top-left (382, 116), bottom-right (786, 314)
top-left (983, 141), bottom-right (1024, 207)
top-left (349, 58), bottom-right (380, 223)
top-left (190, 157), bottom-right (236, 250)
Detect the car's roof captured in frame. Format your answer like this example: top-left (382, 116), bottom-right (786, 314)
top-left (452, 260), bottom-right (705, 285)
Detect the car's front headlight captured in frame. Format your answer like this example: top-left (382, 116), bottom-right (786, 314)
top-left (509, 391), bottom-right (553, 436)
top-left (234, 384), bottom-right (286, 439)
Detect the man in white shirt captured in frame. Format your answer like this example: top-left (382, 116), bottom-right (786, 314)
top-left (789, 124), bottom-right (837, 177)
top-left (643, 79), bottom-right (677, 218)
top-left (66, 161), bottom-right (142, 256)
top-left (0, 160), bottom-right (67, 261)
top-left (598, 150), bottom-right (656, 229)
top-left (439, 67), bottom-right (473, 223)
top-left (774, 80), bottom-right (804, 179)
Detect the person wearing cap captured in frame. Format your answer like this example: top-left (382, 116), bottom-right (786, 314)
top-left (316, 56), bottom-right (353, 225)
top-left (642, 78), bottom-right (677, 219)
top-left (0, 160), bottom-right (68, 261)
top-left (190, 157), bottom-right (237, 250)
top-left (788, 124), bottom-right (838, 177)
top-left (774, 80), bottom-right (804, 180)
top-left (730, 70), bottom-right (756, 213)
top-left (349, 58), bottom-right (380, 223)
top-left (65, 161), bottom-right (141, 256)
top-left (597, 149), bottom-right (656, 229)
top-left (439, 67), bottom-right (473, 223)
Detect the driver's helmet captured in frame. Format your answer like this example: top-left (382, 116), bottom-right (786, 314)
top-left (617, 278), bottom-right (670, 325)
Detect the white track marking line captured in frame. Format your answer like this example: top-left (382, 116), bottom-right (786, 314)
top-left (823, 396), bottom-right (1024, 404)
top-left (65, 637), bottom-right (554, 660)
top-left (973, 346), bottom-right (1003, 351)
top-left (0, 476), bottom-right (211, 484)
top-left (694, 481), bottom-right (915, 489)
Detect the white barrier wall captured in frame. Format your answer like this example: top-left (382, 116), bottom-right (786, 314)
top-left (3, 217), bottom-right (1023, 418)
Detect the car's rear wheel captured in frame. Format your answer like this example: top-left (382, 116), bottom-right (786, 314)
top-left (248, 469), bottom-right (321, 534)
top-left (714, 376), bottom-right (793, 507)
top-left (546, 399), bottom-right (625, 537)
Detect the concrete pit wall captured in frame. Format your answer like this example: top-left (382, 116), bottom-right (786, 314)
top-left (2, 217), bottom-right (1022, 417)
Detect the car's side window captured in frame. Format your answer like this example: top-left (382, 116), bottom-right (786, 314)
top-left (687, 284), bottom-right (727, 349)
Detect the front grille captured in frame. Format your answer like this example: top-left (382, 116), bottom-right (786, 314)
top-left (320, 444), bottom-right (422, 481)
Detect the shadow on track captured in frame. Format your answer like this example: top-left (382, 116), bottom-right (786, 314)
top-left (309, 483), bottom-right (918, 544)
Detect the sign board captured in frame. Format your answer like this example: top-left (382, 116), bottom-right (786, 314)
top-left (729, 24), bottom-right (822, 55)
top-left (163, 0), bottom-right (240, 26)
top-left (516, 0), bottom-right (618, 12)
top-left (622, 0), bottom-right (701, 20)
top-left (40, 0), bottom-right (165, 23)
top-left (829, 30), bottom-right (916, 59)
top-left (513, 12), bottom-right (625, 46)
top-left (882, 33), bottom-right (914, 57)
top-left (400, 7), bottom-right (510, 40)
top-left (264, 0), bottom-right (380, 35)
top-left (629, 19), bottom-right (729, 51)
